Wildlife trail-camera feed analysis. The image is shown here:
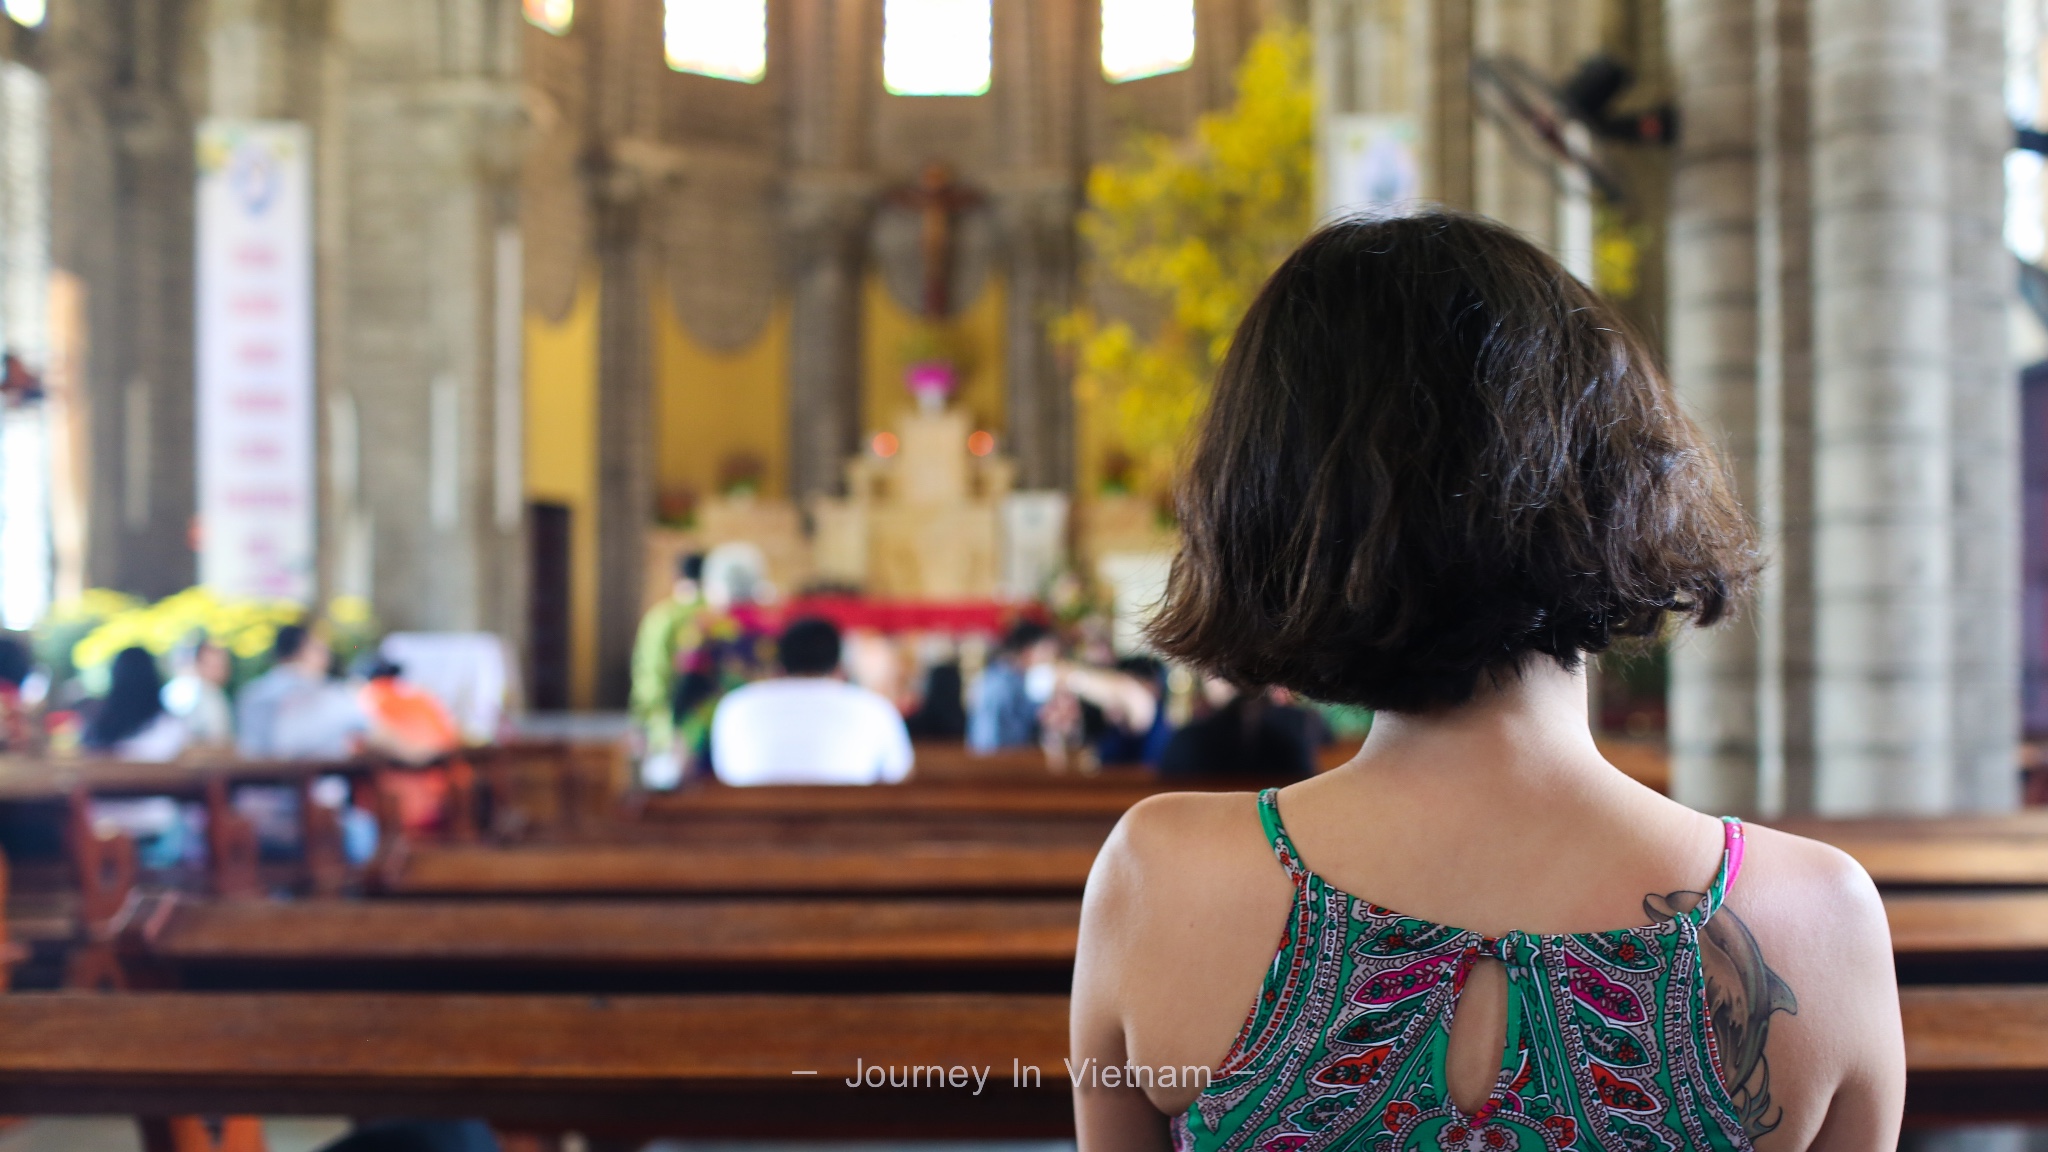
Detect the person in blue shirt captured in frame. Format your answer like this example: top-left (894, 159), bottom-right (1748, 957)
top-left (967, 620), bottom-right (1059, 752)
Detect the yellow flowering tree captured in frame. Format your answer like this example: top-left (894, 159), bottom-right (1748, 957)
top-left (1063, 22), bottom-right (1316, 496)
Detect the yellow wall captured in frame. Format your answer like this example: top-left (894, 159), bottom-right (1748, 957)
top-left (653, 291), bottom-right (792, 501)
top-left (525, 274), bottom-right (600, 708)
top-left (862, 275), bottom-right (1006, 442)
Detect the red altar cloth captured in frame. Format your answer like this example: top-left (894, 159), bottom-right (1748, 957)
top-left (732, 596), bottom-right (1046, 637)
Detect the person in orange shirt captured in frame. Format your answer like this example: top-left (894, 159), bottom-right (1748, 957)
top-left (359, 659), bottom-right (464, 833)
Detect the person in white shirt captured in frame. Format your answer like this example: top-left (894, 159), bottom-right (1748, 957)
top-left (710, 616), bottom-right (913, 786)
top-left (161, 636), bottom-right (234, 750)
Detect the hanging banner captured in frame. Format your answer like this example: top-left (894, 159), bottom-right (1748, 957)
top-left (196, 119), bottom-right (314, 601)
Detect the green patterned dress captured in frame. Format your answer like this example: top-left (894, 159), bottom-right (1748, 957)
top-left (1174, 790), bottom-right (1752, 1152)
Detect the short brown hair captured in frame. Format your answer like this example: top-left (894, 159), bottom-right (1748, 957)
top-left (1148, 212), bottom-right (1755, 712)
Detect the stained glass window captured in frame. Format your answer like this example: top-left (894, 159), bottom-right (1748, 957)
top-left (1101, 0), bottom-right (1195, 83)
top-left (2, 0), bottom-right (44, 29)
top-left (523, 0), bottom-right (572, 36)
top-left (665, 0), bottom-right (768, 83)
top-left (883, 0), bottom-right (993, 97)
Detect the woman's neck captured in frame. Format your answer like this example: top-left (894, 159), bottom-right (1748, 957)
top-left (1349, 657), bottom-right (1606, 788)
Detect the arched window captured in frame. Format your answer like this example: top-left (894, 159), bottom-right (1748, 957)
top-left (883, 0), bottom-right (993, 96)
top-left (665, 0), bottom-right (768, 83)
top-left (1101, 0), bottom-right (1195, 83)
top-left (522, 0), bottom-right (572, 36)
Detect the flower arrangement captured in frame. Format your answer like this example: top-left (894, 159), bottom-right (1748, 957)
top-left (44, 587), bottom-right (381, 695)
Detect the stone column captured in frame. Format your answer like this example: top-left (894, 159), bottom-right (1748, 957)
top-left (996, 0), bottom-right (1081, 490)
top-left (1810, 0), bottom-right (1952, 814)
top-left (322, 0), bottom-right (524, 650)
top-left (1946, 0), bottom-right (2020, 812)
top-left (1429, 0), bottom-right (1474, 210)
top-left (46, 0), bottom-right (201, 598)
top-left (591, 180), bottom-right (652, 705)
top-left (785, 0), bottom-right (875, 501)
top-left (785, 177), bottom-right (869, 500)
top-left (587, 0), bottom-right (662, 706)
top-left (1754, 0), bottom-right (1817, 813)
top-left (1665, 0), bottom-right (1761, 814)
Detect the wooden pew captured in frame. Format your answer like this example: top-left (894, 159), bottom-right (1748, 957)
top-left (118, 893), bottom-right (1079, 991)
top-left (0, 986), bottom-right (2038, 1129)
top-left (108, 889), bottom-right (2048, 990)
top-left (1767, 815), bottom-right (2048, 888)
top-left (1902, 985), bottom-right (2048, 1120)
top-left (376, 838), bottom-right (1104, 897)
top-left (1886, 891), bottom-right (2048, 982)
top-left (0, 991), bottom-right (1072, 1137)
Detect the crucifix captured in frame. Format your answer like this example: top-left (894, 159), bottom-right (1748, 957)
top-left (887, 162), bottom-right (984, 319)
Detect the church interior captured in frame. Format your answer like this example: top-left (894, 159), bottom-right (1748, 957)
top-left (0, 0), bottom-right (2044, 1148)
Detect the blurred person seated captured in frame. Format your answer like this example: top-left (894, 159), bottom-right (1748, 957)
top-left (359, 659), bottom-right (462, 764)
top-left (81, 646), bottom-right (187, 761)
top-left (710, 616), bottom-right (912, 786)
top-left (908, 660), bottom-right (967, 738)
top-left (1158, 677), bottom-right (1324, 781)
top-left (631, 551), bottom-right (709, 784)
top-left (359, 658), bottom-right (467, 834)
top-left (238, 624), bottom-right (366, 759)
top-left (0, 635), bottom-right (32, 749)
top-left (1042, 656), bottom-right (1174, 768)
top-left (161, 635), bottom-right (234, 749)
top-left (968, 620), bottom-right (1059, 752)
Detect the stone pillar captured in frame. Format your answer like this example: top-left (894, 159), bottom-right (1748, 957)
top-left (785, 0), bottom-right (875, 501)
top-left (1754, 0), bottom-right (1817, 813)
top-left (588, 0), bottom-right (662, 706)
top-left (1810, 0), bottom-right (1952, 813)
top-left (46, 0), bottom-right (200, 598)
top-left (1946, 0), bottom-right (2021, 812)
top-left (996, 0), bottom-right (1081, 490)
top-left (1665, 0), bottom-right (1761, 814)
top-left (1429, 0), bottom-right (1474, 210)
top-left (591, 183), bottom-right (652, 705)
top-left (321, 0), bottom-right (524, 650)
top-left (785, 178), bottom-right (869, 501)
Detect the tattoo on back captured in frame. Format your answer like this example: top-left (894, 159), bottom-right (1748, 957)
top-left (1644, 890), bottom-right (1798, 1138)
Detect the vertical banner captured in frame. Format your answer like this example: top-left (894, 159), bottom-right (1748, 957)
top-left (196, 119), bottom-right (313, 601)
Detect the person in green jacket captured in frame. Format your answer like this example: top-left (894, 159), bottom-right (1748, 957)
top-left (631, 552), bottom-right (707, 785)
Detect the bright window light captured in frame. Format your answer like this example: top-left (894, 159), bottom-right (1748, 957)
top-left (1102, 0), bottom-right (1195, 83)
top-left (665, 0), bottom-right (767, 83)
top-left (884, 0), bottom-right (992, 97)
top-left (2, 0), bottom-right (44, 29)
top-left (523, 0), bottom-right (572, 35)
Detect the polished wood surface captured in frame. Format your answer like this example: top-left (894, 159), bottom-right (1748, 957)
top-left (138, 894), bottom-right (1080, 969)
top-left (0, 987), bottom-right (2036, 1124)
top-left (379, 839), bottom-right (1103, 896)
top-left (0, 992), bottom-right (1072, 1134)
top-left (1764, 815), bottom-right (2048, 887)
top-left (1821, 840), bottom-right (2048, 888)
top-left (636, 780), bottom-right (1188, 821)
top-left (1886, 892), bottom-right (2048, 955)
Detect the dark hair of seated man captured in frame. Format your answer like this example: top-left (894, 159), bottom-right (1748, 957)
top-left (778, 616), bottom-right (842, 677)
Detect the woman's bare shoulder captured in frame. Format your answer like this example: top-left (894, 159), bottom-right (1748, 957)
top-left (1082, 790), bottom-right (1291, 948)
top-left (1091, 790), bottom-right (1274, 888)
top-left (1734, 822), bottom-right (1888, 942)
top-left (1704, 822), bottom-right (1900, 1150)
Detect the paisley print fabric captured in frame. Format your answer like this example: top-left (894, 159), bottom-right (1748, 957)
top-left (1173, 791), bottom-right (1752, 1152)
